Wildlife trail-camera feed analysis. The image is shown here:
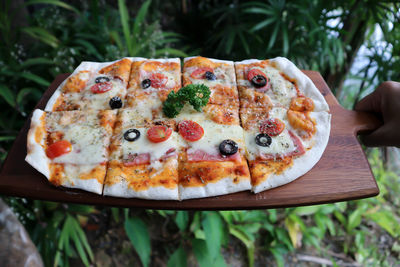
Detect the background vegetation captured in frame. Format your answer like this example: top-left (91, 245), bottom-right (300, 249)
top-left (1, 0), bottom-right (399, 266)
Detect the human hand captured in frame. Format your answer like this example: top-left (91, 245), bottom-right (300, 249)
top-left (355, 81), bottom-right (400, 147)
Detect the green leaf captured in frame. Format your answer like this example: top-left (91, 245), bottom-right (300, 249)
top-left (250, 17), bottom-right (276, 32)
top-left (0, 84), bottom-right (16, 107)
top-left (109, 30), bottom-right (124, 51)
top-left (74, 39), bottom-right (103, 60)
top-left (132, 0), bottom-right (152, 52)
top-left (295, 205), bottom-right (320, 216)
top-left (167, 246), bottom-right (187, 267)
top-left (25, 0), bottom-right (80, 14)
top-left (367, 210), bottom-right (399, 237)
top-left (229, 226), bottom-right (255, 267)
top-left (118, 0), bottom-right (132, 55)
top-left (20, 57), bottom-right (54, 68)
top-left (268, 22), bottom-right (280, 49)
top-left (19, 72), bottom-right (50, 86)
top-left (347, 209), bottom-right (362, 232)
top-left (154, 48), bottom-right (188, 57)
top-left (175, 211), bottom-right (189, 232)
top-left (21, 27), bottom-right (59, 47)
top-left (192, 239), bottom-right (226, 267)
top-left (125, 217), bottom-right (151, 267)
top-left (111, 208), bottom-right (120, 223)
top-left (202, 211), bottom-right (225, 263)
top-left (0, 136), bottom-right (16, 141)
top-left (192, 239), bottom-right (213, 267)
top-left (72, 216), bottom-right (94, 262)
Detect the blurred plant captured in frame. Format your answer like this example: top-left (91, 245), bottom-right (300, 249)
top-left (3, 198), bottom-right (95, 266)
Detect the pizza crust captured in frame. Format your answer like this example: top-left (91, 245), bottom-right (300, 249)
top-left (184, 56), bottom-right (234, 65)
top-left (104, 182), bottom-right (179, 200)
top-left (25, 109), bottom-right (50, 178)
top-left (179, 176), bottom-right (251, 200)
top-left (252, 111), bottom-right (331, 193)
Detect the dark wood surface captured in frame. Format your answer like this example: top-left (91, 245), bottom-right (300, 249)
top-left (0, 71), bottom-right (382, 210)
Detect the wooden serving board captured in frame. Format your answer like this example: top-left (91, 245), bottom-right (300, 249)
top-left (0, 71), bottom-right (381, 210)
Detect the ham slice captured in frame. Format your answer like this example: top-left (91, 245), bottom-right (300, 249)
top-left (187, 149), bottom-right (241, 163)
top-left (259, 130), bottom-right (305, 160)
top-left (123, 148), bottom-right (177, 167)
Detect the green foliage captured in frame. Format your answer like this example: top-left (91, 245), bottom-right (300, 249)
top-left (124, 216), bottom-right (151, 267)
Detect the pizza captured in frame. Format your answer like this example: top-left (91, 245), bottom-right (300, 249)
top-left (26, 56), bottom-right (331, 200)
top-left (26, 109), bottom-right (117, 194)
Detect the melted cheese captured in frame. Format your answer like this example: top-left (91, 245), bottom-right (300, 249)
top-left (121, 128), bottom-right (178, 163)
top-left (52, 125), bottom-right (108, 164)
top-left (185, 66), bottom-right (236, 86)
top-left (244, 129), bottom-right (296, 161)
top-left (238, 65), bottom-right (297, 107)
top-left (178, 117), bottom-right (245, 156)
top-left (81, 78), bottom-right (126, 110)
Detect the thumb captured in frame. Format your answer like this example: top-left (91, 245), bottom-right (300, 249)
top-left (359, 124), bottom-right (395, 147)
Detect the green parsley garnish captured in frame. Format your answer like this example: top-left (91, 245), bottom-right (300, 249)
top-left (163, 84), bottom-right (211, 118)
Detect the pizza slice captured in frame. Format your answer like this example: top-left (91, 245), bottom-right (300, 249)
top-left (25, 109), bottom-right (117, 194)
top-left (175, 108), bottom-right (251, 200)
top-left (46, 58), bottom-right (133, 111)
top-left (183, 56), bottom-right (239, 107)
top-left (125, 58), bottom-right (181, 122)
top-left (241, 106), bottom-right (330, 193)
top-left (103, 109), bottom-right (180, 200)
top-left (235, 58), bottom-right (329, 111)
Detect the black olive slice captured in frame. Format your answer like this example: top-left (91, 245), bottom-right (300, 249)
top-left (205, 71), bottom-right (216, 81)
top-left (124, 129), bottom-right (140, 142)
top-left (141, 79), bottom-right (151, 89)
top-left (219, 139), bottom-right (239, 156)
top-left (109, 96), bottom-right (122, 109)
top-left (255, 133), bottom-right (272, 147)
top-left (251, 75), bottom-right (267, 88)
top-left (95, 76), bottom-right (110, 83)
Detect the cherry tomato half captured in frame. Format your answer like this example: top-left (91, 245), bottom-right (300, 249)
top-left (190, 67), bottom-right (214, 79)
top-left (149, 73), bottom-right (168, 88)
top-left (259, 118), bottom-right (285, 136)
top-left (90, 81), bottom-right (113, 94)
top-left (147, 125), bottom-right (172, 143)
top-left (178, 120), bottom-right (204, 142)
top-left (46, 140), bottom-right (72, 159)
top-left (247, 69), bottom-right (266, 81)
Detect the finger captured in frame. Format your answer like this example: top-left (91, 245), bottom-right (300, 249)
top-left (354, 89), bottom-right (382, 113)
top-left (359, 124), bottom-right (397, 147)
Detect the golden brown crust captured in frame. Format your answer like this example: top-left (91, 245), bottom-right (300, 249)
top-left (62, 71), bottom-right (90, 93)
top-left (105, 158), bottom-right (178, 191)
top-left (178, 153), bottom-right (250, 188)
top-left (249, 157), bottom-right (293, 186)
top-left (99, 58), bottom-right (132, 83)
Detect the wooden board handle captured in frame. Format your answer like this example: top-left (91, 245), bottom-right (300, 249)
top-left (349, 110), bottom-right (382, 135)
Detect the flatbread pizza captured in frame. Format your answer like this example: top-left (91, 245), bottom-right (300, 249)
top-left (26, 56), bottom-right (331, 200)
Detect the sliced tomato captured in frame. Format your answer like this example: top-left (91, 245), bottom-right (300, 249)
top-left (259, 118), bottom-right (285, 136)
top-left (149, 73), bottom-right (168, 88)
top-left (178, 120), bottom-right (204, 142)
top-left (247, 68), bottom-right (266, 81)
top-left (147, 125), bottom-right (172, 143)
top-left (90, 82), bottom-right (113, 94)
top-left (46, 140), bottom-right (72, 159)
top-left (190, 67), bottom-right (214, 79)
